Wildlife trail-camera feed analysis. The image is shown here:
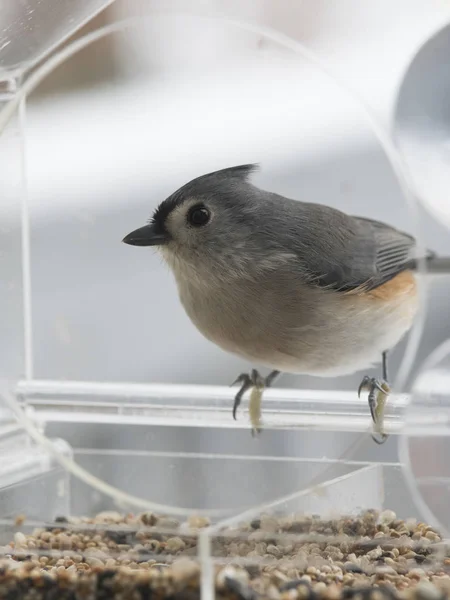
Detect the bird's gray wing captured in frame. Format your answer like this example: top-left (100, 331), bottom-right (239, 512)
top-left (289, 205), bottom-right (419, 292)
top-left (347, 216), bottom-right (417, 291)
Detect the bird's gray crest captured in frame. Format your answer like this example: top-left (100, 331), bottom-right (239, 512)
top-left (150, 164), bottom-right (258, 232)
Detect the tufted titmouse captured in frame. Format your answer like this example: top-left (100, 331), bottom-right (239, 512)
top-left (123, 164), bottom-right (450, 443)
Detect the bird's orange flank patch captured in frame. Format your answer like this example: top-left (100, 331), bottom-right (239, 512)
top-left (364, 270), bottom-right (417, 301)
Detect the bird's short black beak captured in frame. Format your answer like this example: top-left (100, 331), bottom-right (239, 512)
top-left (122, 224), bottom-right (169, 247)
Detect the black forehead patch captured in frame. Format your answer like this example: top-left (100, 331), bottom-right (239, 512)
top-left (150, 164), bottom-right (258, 230)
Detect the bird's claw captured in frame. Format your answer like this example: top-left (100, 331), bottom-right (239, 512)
top-left (371, 431), bottom-right (389, 445)
top-left (232, 369), bottom-right (266, 426)
top-left (231, 373), bottom-right (250, 388)
top-left (358, 375), bottom-right (390, 444)
top-left (358, 375), bottom-right (384, 400)
top-left (231, 369), bottom-right (265, 420)
top-left (231, 373), bottom-right (254, 420)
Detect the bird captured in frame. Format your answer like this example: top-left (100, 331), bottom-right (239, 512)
top-left (123, 164), bottom-right (450, 443)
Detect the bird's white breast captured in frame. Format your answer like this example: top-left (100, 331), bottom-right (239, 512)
top-left (171, 256), bottom-right (418, 377)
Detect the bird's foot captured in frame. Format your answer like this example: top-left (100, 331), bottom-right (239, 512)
top-left (231, 369), bottom-right (275, 435)
top-left (358, 375), bottom-right (390, 444)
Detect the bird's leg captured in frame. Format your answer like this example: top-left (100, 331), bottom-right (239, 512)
top-left (232, 369), bottom-right (282, 433)
top-left (358, 351), bottom-right (390, 444)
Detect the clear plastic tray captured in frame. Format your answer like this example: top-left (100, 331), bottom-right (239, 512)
top-left (0, 405), bottom-right (447, 600)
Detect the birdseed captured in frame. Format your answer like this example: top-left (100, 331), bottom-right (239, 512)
top-left (0, 509), bottom-right (449, 599)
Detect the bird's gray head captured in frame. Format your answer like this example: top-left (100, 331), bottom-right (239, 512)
top-left (123, 164), bottom-right (290, 279)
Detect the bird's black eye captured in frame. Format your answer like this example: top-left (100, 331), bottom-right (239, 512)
top-left (187, 204), bottom-right (211, 227)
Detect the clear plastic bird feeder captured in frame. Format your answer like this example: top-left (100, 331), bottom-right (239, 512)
top-left (0, 3), bottom-right (449, 599)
